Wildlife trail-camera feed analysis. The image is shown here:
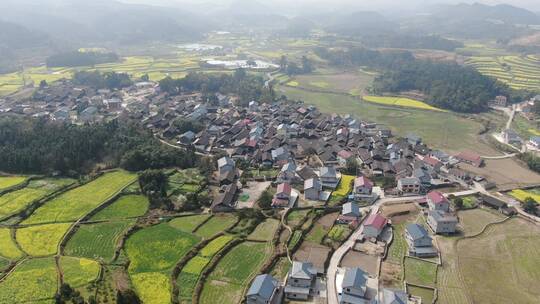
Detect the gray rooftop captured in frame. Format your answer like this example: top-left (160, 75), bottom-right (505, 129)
top-left (247, 274), bottom-right (277, 300)
top-left (342, 202), bottom-right (361, 217)
top-left (290, 261), bottom-right (315, 280)
top-left (406, 223), bottom-right (430, 241)
top-left (382, 289), bottom-right (407, 304)
top-left (342, 267), bottom-right (368, 289)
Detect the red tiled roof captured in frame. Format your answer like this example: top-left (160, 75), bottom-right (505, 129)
top-left (426, 191), bottom-right (448, 205)
top-left (422, 156), bottom-right (441, 167)
top-left (364, 213), bottom-right (388, 230)
top-left (455, 151), bottom-right (481, 164)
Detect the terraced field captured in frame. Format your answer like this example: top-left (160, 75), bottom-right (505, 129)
top-left (65, 220), bottom-right (134, 261)
top-left (22, 170), bottom-right (136, 225)
top-left (0, 178), bottom-right (75, 221)
top-left (0, 228), bottom-right (23, 260)
top-left (91, 194), bottom-right (149, 220)
top-left (0, 258), bottom-right (58, 303)
top-left (363, 96), bottom-right (445, 112)
top-left (200, 241), bottom-right (272, 304)
top-left (16, 223), bottom-right (72, 256)
top-left (194, 214), bottom-right (237, 239)
top-left (466, 55), bottom-right (540, 91)
top-left (60, 256), bottom-right (101, 288)
top-left (0, 176), bottom-right (27, 190)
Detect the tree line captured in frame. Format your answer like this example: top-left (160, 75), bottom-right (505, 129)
top-left (46, 51), bottom-right (119, 68)
top-left (0, 116), bottom-right (197, 176)
top-left (314, 47), bottom-right (532, 112)
top-left (73, 71), bottom-right (133, 90)
top-left (158, 70), bottom-right (275, 106)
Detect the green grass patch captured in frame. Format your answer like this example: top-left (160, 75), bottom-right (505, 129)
top-left (177, 271), bottom-right (199, 303)
top-left (131, 272), bottom-right (171, 304)
top-left (17, 223), bottom-right (72, 256)
top-left (288, 230), bottom-right (302, 249)
top-left (327, 224), bottom-right (351, 242)
top-left (126, 222), bottom-right (201, 273)
top-left (194, 215), bottom-right (237, 239)
top-left (0, 176), bottom-right (27, 190)
top-left (286, 209), bottom-right (310, 226)
top-left (200, 235), bottom-right (234, 257)
top-left (248, 219), bottom-right (279, 241)
top-left (0, 228), bottom-right (23, 260)
top-left (0, 178), bottom-right (75, 221)
top-left (168, 215), bottom-right (211, 233)
top-left (305, 224), bottom-right (327, 244)
top-left (407, 285), bottom-right (435, 304)
top-left (65, 220), bottom-right (134, 262)
top-left (0, 258), bottom-right (58, 303)
top-left (60, 256), bottom-right (100, 288)
top-left (387, 223), bottom-right (407, 264)
top-left (91, 194), bottom-right (149, 220)
top-left (404, 257), bottom-right (437, 287)
top-left (23, 171), bottom-right (136, 225)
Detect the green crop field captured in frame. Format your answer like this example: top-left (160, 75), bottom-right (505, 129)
top-left (23, 171), bottom-right (136, 225)
top-left (248, 219), bottom-right (279, 241)
top-left (327, 224), bottom-right (351, 242)
top-left (407, 285), bottom-right (435, 304)
top-left (404, 257), bottom-right (437, 287)
top-left (126, 222), bottom-right (201, 273)
top-left (200, 242), bottom-right (271, 304)
top-left (17, 223), bottom-right (72, 256)
top-left (131, 272), bottom-right (171, 304)
top-left (0, 258), bottom-right (58, 303)
top-left (508, 189), bottom-right (540, 203)
top-left (168, 215), bottom-right (211, 233)
top-left (60, 256), bottom-right (100, 288)
top-left (0, 228), bottom-right (23, 260)
top-left (0, 176), bottom-right (27, 190)
top-left (363, 96), bottom-right (446, 112)
top-left (194, 215), bottom-right (237, 239)
top-left (0, 178), bottom-right (75, 221)
top-left (91, 195), bottom-right (149, 221)
top-left (279, 85), bottom-right (491, 154)
top-left (177, 235), bottom-right (234, 303)
top-left (167, 169), bottom-right (205, 196)
top-left (286, 209), bottom-right (310, 226)
top-left (65, 220), bottom-right (134, 261)
top-left (466, 55), bottom-right (540, 92)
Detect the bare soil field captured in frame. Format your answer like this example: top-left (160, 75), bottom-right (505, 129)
top-left (380, 262), bottom-right (401, 288)
top-left (460, 158), bottom-right (540, 189)
top-left (341, 250), bottom-right (378, 275)
top-left (457, 208), bottom-right (504, 237)
top-left (293, 242), bottom-right (331, 270)
top-left (456, 218), bottom-right (540, 304)
top-left (381, 203), bottom-right (418, 219)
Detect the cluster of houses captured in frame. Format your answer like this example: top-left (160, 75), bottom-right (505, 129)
top-left (247, 261), bottom-right (414, 304)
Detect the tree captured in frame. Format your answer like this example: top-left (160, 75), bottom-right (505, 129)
top-left (345, 158), bottom-right (360, 175)
top-left (258, 189), bottom-right (273, 209)
top-left (453, 197), bottom-right (464, 210)
top-left (301, 56), bottom-right (313, 73)
top-left (141, 74), bottom-right (150, 82)
top-left (522, 197), bottom-right (538, 215)
top-left (39, 80), bottom-right (48, 89)
top-left (279, 55), bottom-right (288, 71)
top-left (117, 289), bottom-right (141, 304)
top-left (138, 170), bottom-right (170, 209)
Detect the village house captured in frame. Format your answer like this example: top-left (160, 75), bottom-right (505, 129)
top-left (381, 289), bottom-right (409, 304)
top-left (362, 213), bottom-right (388, 240)
top-left (339, 267), bottom-right (370, 304)
top-left (405, 223), bottom-right (438, 258)
top-left (480, 194), bottom-right (508, 211)
top-left (211, 183), bottom-right (238, 212)
top-left (272, 183), bottom-right (292, 208)
top-left (304, 178), bottom-right (323, 201)
top-left (284, 261), bottom-right (316, 300)
top-left (246, 274), bottom-right (281, 304)
top-left (455, 151), bottom-right (483, 167)
top-left (397, 177), bottom-right (421, 195)
top-left (319, 166), bottom-right (341, 189)
top-left (427, 210), bottom-right (458, 234)
top-left (426, 191), bottom-right (450, 212)
top-left (277, 161), bottom-right (300, 184)
top-left (492, 95), bottom-right (508, 107)
top-left (338, 202), bottom-right (361, 226)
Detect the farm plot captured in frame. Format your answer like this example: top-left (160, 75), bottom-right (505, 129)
top-left (168, 214), bottom-right (211, 233)
top-left (248, 219), bottom-right (279, 241)
top-left (91, 194), bottom-right (149, 220)
top-left (329, 175), bottom-right (354, 205)
top-left (60, 256), bottom-right (101, 288)
top-left (508, 189), bottom-right (540, 203)
top-left (131, 272), bottom-right (171, 304)
top-left (167, 169), bottom-right (205, 196)
top-left (363, 96), bottom-right (445, 112)
top-left (286, 209), bottom-right (310, 227)
top-left (0, 176), bottom-right (26, 190)
top-left (0, 228), bottom-right (23, 260)
top-left (16, 223), bottom-right (72, 256)
top-left (456, 217), bottom-right (540, 304)
top-left (200, 241), bottom-right (271, 304)
top-left (305, 213), bottom-right (339, 244)
top-left (65, 220), bottom-right (134, 261)
top-left (0, 178), bottom-right (75, 221)
top-left (0, 258), bottom-right (58, 303)
top-left (404, 257), bottom-right (437, 287)
top-left (291, 70), bottom-right (374, 95)
top-left (177, 235), bottom-right (234, 303)
top-left (23, 170), bottom-right (136, 225)
top-left (126, 222), bottom-right (201, 273)
top-left (458, 208), bottom-right (504, 236)
top-left (194, 214), bottom-right (237, 239)
top-left (466, 55), bottom-right (540, 91)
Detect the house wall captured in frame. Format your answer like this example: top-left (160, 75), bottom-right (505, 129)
top-left (363, 225), bottom-right (381, 239)
top-left (305, 188), bottom-right (320, 200)
top-left (343, 286), bottom-right (366, 298)
top-left (288, 277), bottom-right (312, 288)
top-left (428, 217), bottom-right (457, 234)
top-left (428, 201), bottom-right (449, 212)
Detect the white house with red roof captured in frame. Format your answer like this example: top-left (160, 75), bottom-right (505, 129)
top-left (354, 176), bottom-right (373, 195)
top-left (426, 190), bottom-right (450, 212)
top-left (421, 156), bottom-right (442, 172)
top-left (272, 183), bottom-right (292, 208)
top-left (362, 213), bottom-right (388, 239)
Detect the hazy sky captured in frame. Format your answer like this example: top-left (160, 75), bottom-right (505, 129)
top-left (121, 0), bottom-right (540, 12)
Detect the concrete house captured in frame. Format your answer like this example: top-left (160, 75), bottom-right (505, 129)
top-left (362, 213), bottom-right (388, 240)
top-left (218, 156), bottom-right (236, 175)
top-left (277, 162), bottom-right (299, 184)
top-left (381, 289), bottom-right (408, 304)
top-left (319, 166), bottom-right (340, 189)
top-left (304, 178), bottom-right (323, 201)
top-left (272, 183), bottom-right (292, 208)
top-left (246, 274), bottom-right (280, 304)
top-left (405, 223), bottom-right (437, 258)
top-left (397, 177), bottom-right (421, 194)
top-left (340, 268), bottom-right (369, 304)
top-left (285, 261), bottom-right (316, 300)
top-left (427, 210), bottom-right (458, 234)
top-left (354, 176), bottom-right (373, 196)
top-left (426, 191), bottom-right (450, 212)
